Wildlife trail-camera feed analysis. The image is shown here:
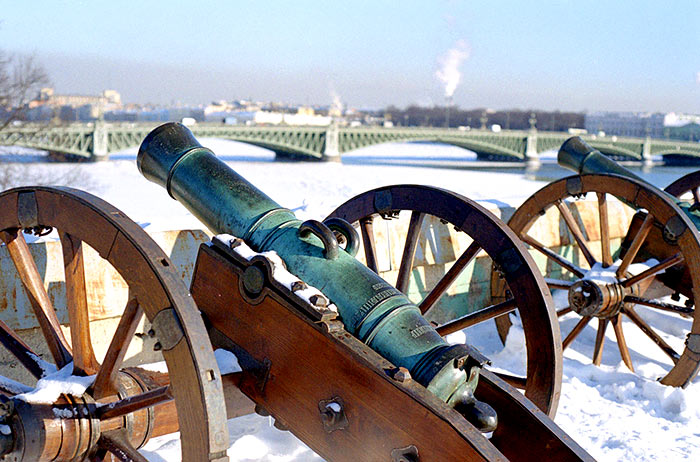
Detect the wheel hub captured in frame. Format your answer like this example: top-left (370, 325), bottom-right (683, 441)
top-left (0, 370), bottom-right (159, 461)
top-left (568, 279), bottom-right (628, 318)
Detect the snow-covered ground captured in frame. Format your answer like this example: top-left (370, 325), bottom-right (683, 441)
top-left (2, 139), bottom-right (700, 461)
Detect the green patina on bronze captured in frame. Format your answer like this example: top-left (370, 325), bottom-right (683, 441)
top-left (137, 122), bottom-right (497, 432)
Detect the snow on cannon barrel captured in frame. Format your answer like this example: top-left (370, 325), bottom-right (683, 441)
top-left (137, 122), bottom-right (498, 432)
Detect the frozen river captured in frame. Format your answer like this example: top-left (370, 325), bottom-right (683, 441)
top-left (1, 138), bottom-right (700, 461)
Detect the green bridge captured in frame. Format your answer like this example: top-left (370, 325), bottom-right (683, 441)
top-left (1, 122), bottom-right (699, 163)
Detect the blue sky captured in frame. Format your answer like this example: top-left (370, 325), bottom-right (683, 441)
top-left (1, 1), bottom-right (699, 112)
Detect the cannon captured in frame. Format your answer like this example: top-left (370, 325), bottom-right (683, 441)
top-left (0, 123), bottom-right (593, 461)
top-left (493, 136), bottom-right (700, 387)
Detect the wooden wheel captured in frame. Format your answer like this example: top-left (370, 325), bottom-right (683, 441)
top-left (665, 170), bottom-right (700, 205)
top-left (0, 187), bottom-right (228, 461)
top-left (497, 174), bottom-right (700, 386)
top-left (327, 185), bottom-right (562, 417)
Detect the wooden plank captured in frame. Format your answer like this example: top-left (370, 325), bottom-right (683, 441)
top-left (476, 370), bottom-right (595, 462)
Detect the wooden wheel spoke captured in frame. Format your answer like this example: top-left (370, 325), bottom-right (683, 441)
top-left (623, 307), bottom-right (680, 363)
top-left (93, 298), bottom-right (143, 400)
top-left (520, 233), bottom-right (586, 278)
top-left (418, 241), bottom-right (481, 315)
top-left (0, 375), bottom-right (32, 395)
top-left (616, 213), bottom-right (655, 278)
top-left (620, 253), bottom-right (684, 288)
top-left (545, 278), bottom-right (573, 290)
top-left (0, 229), bottom-right (72, 368)
top-left (491, 371), bottom-right (526, 390)
top-left (98, 430), bottom-right (149, 462)
top-left (0, 318), bottom-right (45, 379)
top-left (562, 316), bottom-right (592, 350)
top-left (624, 295), bottom-right (693, 316)
top-left (556, 200), bottom-right (597, 268)
top-left (557, 306), bottom-right (573, 317)
top-left (359, 217), bottom-right (378, 273)
top-left (436, 298), bottom-right (517, 336)
top-left (60, 231), bottom-right (100, 376)
top-left (597, 192), bottom-right (613, 267)
top-left (89, 447), bottom-right (109, 462)
top-left (611, 314), bottom-right (634, 371)
top-left (97, 385), bottom-right (172, 421)
top-left (592, 318), bottom-right (609, 366)
top-left (395, 211), bottom-right (425, 294)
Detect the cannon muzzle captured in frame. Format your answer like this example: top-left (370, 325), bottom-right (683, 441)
top-left (558, 136), bottom-right (700, 243)
top-left (558, 136), bottom-right (644, 182)
top-left (138, 123), bottom-right (498, 432)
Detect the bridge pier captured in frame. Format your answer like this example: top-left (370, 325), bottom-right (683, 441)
top-left (525, 131), bottom-right (540, 166)
top-left (91, 120), bottom-right (109, 161)
top-left (322, 123), bottom-right (341, 162)
top-left (642, 137), bottom-right (653, 166)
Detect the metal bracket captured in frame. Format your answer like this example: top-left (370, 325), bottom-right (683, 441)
top-left (374, 189), bottom-right (393, 215)
top-left (565, 176), bottom-right (583, 196)
top-left (318, 396), bottom-right (348, 433)
top-left (319, 316), bottom-right (344, 335)
top-left (17, 191), bottom-right (39, 228)
top-left (150, 308), bottom-right (185, 351)
top-left (496, 247), bottom-right (523, 275)
top-left (463, 344), bottom-right (491, 368)
top-left (391, 445), bottom-right (419, 462)
top-left (663, 215), bottom-right (687, 244)
top-left (686, 333), bottom-right (700, 354)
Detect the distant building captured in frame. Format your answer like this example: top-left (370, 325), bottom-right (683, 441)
top-left (31, 87), bottom-right (121, 109)
top-left (26, 87), bottom-right (123, 122)
top-left (664, 113), bottom-right (700, 141)
top-left (252, 108), bottom-right (332, 126)
top-left (204, 100), bottom-right (244, 123)
top-left (584, 112), bottom-right (665, 138)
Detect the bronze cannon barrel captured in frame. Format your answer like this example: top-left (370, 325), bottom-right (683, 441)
top-left (558, 136), bottom-right (700, 229)
top-left (558, 136), bottom-right (645, 182)
top-left (138, 123), bottom-right (497, 431)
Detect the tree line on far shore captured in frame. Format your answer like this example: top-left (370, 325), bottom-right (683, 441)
top-left (382, 105), bottom-right (585, 132)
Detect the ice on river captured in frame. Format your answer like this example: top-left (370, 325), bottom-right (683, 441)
top-left (2, 138), bottom-right (699, 461)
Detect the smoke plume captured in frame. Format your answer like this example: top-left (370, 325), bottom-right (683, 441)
top-left (435, 40), bottom-right (470, 98)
